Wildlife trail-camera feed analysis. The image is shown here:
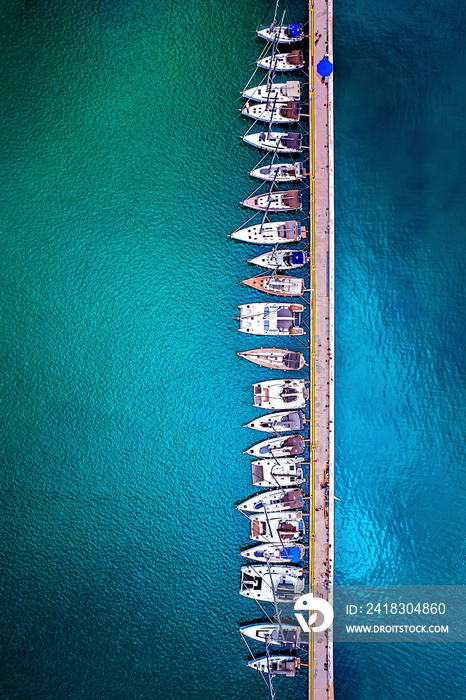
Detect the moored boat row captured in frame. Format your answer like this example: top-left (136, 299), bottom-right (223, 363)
top-left (233, 1), bottom-right (311, 690)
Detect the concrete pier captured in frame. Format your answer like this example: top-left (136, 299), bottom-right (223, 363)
top-left (308, 0), bottom-right (335, 698)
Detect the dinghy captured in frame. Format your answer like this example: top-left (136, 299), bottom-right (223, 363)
top-left (237, 348), bottom-right (306, 371)
top-left (242, 80), bottom-right (301, 103)
top-left (241, 189), bottom-right (302, 212)
top-left (249, 510), bottom-right (306, 542)
top-left (244, 435), bottom-right (305, 459)
top-left (237, 487), bottom-right (305, 512)
top-left (248, 248), bottom-right (309, 270)
top-left (230, 220), bottom-right (305, 244)
top-left (242, 100), bottom-right (300, 124)
top-left (248, 655), bottom-right (300, 677)
top-left (242, 273), bottom-right (306, 297)
top-left (243, 130), bottom-right (302, 153)
top-left (240, 564), bottom-right (305, 602)
top-left (250, 161), bottom-right (307, 182)
top-left (237, 302), bottom-right (305, 336)
top-left (240, 542), bottom-right (306, 563)
top-left (244, 409), bottom-right (305, 433)
top-left (240, 622), bottom-right (303, 649)
top-left (251, 457), bottom-right (306, 487)
top-left (252, 379), bottom-right (308, 409)
top-left (257, 50), bottom-right (305, 72)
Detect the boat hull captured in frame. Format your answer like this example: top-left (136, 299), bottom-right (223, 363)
top-left (242, 274), bottom-right (305, 297)
top-left (248, 655), bottom-right (300, 677)
top-left (243, 131), bottom-right (302, 153)
top-left (249, 162), bottom-right (307, 182)
top-left (241, 189), bottom-right (302, 212)
top-left (251, 457), bottom-right (306, 487)
top-left (257, 25), bottom-right (304, 44)
top-left (248, 248), bottom-right (309, 270)
top-left (240, 623), bottom-right (302, 649)
top-left (237, 348), bottom-right (306, 371)
top-left (237, 487), bottom-right (305, 512)
top-left (231, 220), bottom-right (304, 244)
top-left (244, 435), bottom-right (305, 459)
top-left (253, 379), bottom-right (308, 410)
top-left (257, 51), bottom-right (305, 72)
top-left (242, 80), bottom-right (301, 103)
top-left (240, 542), bottom-right (306, 563)
top-left (244, 409), bottom-right (306, 433)
top-left (241, 101), bottom-right (300, 124)
top-left (249, 511), bottom-right (306, 542)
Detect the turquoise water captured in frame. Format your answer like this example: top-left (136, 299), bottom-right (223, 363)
top-left (0, 0), bottom-right (464, 699)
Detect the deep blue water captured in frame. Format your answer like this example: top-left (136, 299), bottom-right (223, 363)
top-left (0, 0), bottom-right (464, 699)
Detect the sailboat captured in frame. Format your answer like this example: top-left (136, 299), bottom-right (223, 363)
top-left (249, 161), bottom-right (307, 182)
top-left (252, 379), bottom-right (308, 410)
top-left (248, 655), bottom-right (301, 677)
top-left (248, 510), bottom-right (306, 542)
top-left (240, 542), bottom-right (306, 563)
top-left (242, 273), bottom-right (306, 297)
top-left (242, 80), bottom-right (301, 103)
top-left (241, 189), bottom-right (302, 212)
top-left (237, 487), bottom-right (305, 512)
top-left (242, 100), bottom-right (300, 124)
top-left (230, 219), bottom-right (305, 244)
top-left (240, 622), bottom-right (303, 649)
top-left (257, 50), bottom-right (305, 72)
top-left (244, 409), bottom-right (306, 433)
top-left (243, 130), bottom-right (302, 153)
top-left (240, 564), bottom-right (305, 601)
top-left (248, 248), bottom-right (309, 270)
top-left (237, 302), bottom-right (305, 336)
top-left (251, 457), bottom-right (306, 488)
top-left (243, 435), bottom-right (305, 459)
top-left (237, 348), bottom-right (306, 371)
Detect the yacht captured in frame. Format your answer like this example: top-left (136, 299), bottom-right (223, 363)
top-left (248, 248), bottom-right (309, 270)
top-left (242, 100), bottom-right (300, 124)
top-left (244, 409), bottom-right (305, 433)
top-left (257, 23), bottom-right (304, 44)
top-left (252, 379), bottom-right (308, 409)
top-left (242, 80), bottom-right (301, 103)
top-left (257, 50), bottom-right (305, 72)
top-left (240, 564), bottom-right (305, 602)
top-left (237, 302), bottom-right (305, 336)
top-left (244, 435), bottom-right (305, 459)
top-left (243, 130), bottom-right (302, 153)
top-left (249, 510), bottom-right (306, 542)
top-left (251, 457), bottom-right (306, 488)
top-left (240, 622), bottom-right (303, 649)
top-left (238, 348), bottom-right (306, 371)
top-left (241, 189), bottom-right (302, 212)
top-left (237, 487), bottom-right (305, 512)
top-left (250, 161), bottom-right (307, 182)
top-left (240, 542), bottom-right (306, 563)
top-left (230, 220), bottom-right (305, 244)
top-left (248, 655), bottom-right (300, 677)
top-left (242, 273), bottom-right (305, 297)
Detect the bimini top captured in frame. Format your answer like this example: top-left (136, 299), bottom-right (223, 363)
top-left (284, 352), bottom-right (303, 370)
top-left (281, 546), bottom-right (302, 563)
top-left (287, 23), bottom-right (303, 38)
top-left (288, 251), bottom-right (306, 266)
top-left (281, 133), bottom-right (302, 149)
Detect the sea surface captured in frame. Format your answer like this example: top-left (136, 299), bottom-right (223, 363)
top-left (0, 1), bottom-right (464, 699)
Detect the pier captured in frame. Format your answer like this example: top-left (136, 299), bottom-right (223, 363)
top-left (308, 1), bottom-right (334, 699)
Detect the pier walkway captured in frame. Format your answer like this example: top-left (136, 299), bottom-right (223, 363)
top-left (308, 0), bottom-right (335, 699)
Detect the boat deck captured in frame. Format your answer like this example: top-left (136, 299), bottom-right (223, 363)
top-left (308, 0), bottom-right (335, 699)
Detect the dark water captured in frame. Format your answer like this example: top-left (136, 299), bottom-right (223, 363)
top-left (0, 0), bottom-right (464, 698)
